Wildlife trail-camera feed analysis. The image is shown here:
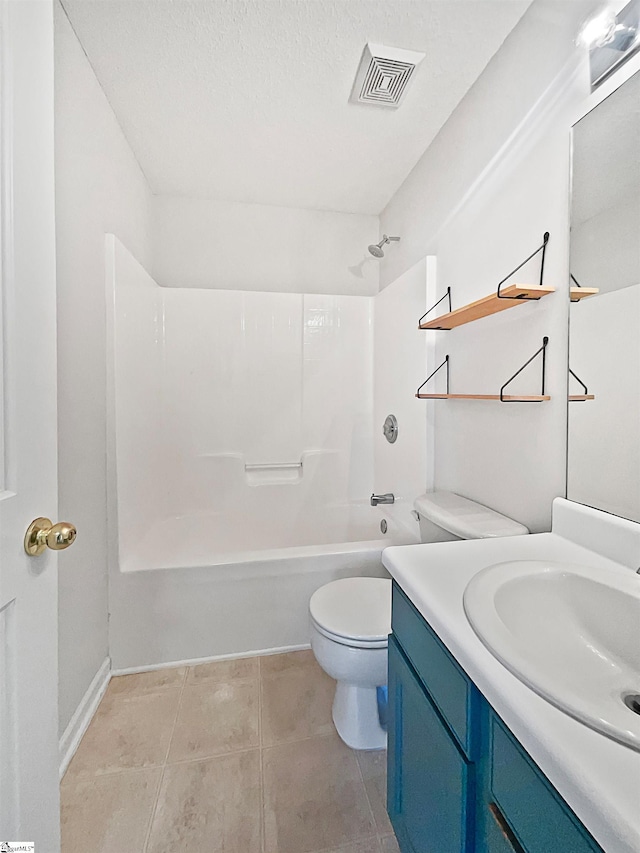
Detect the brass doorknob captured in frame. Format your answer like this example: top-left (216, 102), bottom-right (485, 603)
top-left (24, 517), bottom-right (77, 556)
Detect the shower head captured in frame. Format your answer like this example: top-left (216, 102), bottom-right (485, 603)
top-left (367, 234), bottom-right (400, 258)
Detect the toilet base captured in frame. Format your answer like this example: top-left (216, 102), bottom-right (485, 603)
top-left (332, 680), bottom-right (387, 751)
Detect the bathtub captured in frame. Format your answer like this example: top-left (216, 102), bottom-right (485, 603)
top-left (122, 502), bottom-right (418, 572)
top-left (108, 502), bottom-right (420, 671)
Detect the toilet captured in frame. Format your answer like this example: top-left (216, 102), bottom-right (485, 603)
top-left (309, 491), bottom-right (529, 750)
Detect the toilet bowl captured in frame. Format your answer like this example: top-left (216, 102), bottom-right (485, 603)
top-left (309, 491), bottom-right (529, 750)
top-left (310, 577), bottom-right (391, 751)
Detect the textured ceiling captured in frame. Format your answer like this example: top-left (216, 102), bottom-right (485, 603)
top-left (61, 0), bottom-right (532, 214)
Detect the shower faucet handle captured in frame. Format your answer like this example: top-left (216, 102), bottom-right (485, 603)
top-left (370, 493), bottom-right (395, 506)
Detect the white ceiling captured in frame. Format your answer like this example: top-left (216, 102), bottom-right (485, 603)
top-left (61, 0), bottom-right (532, 214)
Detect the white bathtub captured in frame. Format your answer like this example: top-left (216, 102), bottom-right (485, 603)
top-left (122, 502), bottom-right (417, 572)
top-left (108, 503), bottom-right (420, 670)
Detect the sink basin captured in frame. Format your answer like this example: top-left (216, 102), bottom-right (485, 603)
top-left (463, 560), bottom-right (640, 750)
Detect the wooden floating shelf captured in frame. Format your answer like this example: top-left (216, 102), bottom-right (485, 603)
top-left (419, 284), bottom-right (555, 330)
top-left (570, 287), bottom-right (599, 301)
top-left (416, 394), bottom-right (595, 401)
top-left (419, 285), bottom-right (599, 331)
top-left (415, 393), bottom-right (551, 402)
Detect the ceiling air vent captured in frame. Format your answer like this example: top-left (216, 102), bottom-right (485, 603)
top-left (350, 43), bottom-right (425, 109)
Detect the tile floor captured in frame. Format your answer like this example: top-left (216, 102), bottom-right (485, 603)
top-left (61, 650), bottom-right (400, 853)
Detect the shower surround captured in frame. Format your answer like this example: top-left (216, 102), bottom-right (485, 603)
top-left (105, 236), bottom-right (418, 668)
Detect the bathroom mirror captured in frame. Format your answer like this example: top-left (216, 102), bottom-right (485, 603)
top-left (567, 69), bottom-right (640, 522)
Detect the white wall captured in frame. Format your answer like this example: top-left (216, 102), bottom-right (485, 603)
top-left (379, 0), bottom-right (599, 289)
top-left (378, 0), bottom-right (599, 533)
top-left (107, 237), bottom-right (165, 566)
top-left (373, 258), bottom-right (435, 517)
top-left (54, 2), bottom-right (152, 736)
top-left (430, 87), bottom-right (582, 533)
top-left (152, 196), bottom-right (380, 295)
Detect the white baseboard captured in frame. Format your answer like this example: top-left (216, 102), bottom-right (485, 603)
top-left (111, 643), bottom-right (311, 676)
top-left (59, 657), bottom-right (111, 779)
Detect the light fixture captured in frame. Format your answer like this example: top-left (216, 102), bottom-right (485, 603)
top-left (577, 0), bottom-right (640, 87)
top-left (576, 6), bottom-right (618, 48)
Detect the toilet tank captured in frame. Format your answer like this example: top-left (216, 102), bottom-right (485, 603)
top-left (414, 491), bottom-right (529, 542)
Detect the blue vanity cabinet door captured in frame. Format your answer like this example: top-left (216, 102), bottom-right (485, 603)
top-left (486, 713), bottom-right (605, 853)
top-left (392, 583), bottom-right (477, 758)
top-left (484, 801), bottom-right (526, 853)
top-left (388, 636), bottom-right (474, 853)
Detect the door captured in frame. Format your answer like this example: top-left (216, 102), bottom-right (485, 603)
top-left (388, 637), bottom-right (471, 853)
top-left (0, 1), bottom-right (63, 848)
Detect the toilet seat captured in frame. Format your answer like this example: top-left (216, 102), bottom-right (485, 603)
top-left (309, 577), bottom-right (391, 649)
top-left (310, 618), bottom-right (388, 649)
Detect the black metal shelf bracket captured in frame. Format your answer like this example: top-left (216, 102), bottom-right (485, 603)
top-left (416, 355), bottom-right (450, 397)
top-left (500, 336), bottom-right (549, 402)
top-left (496, 232), bottom-right (550, 300)
top-left (569, 367), bottom-right (589, 396)
top-left (418, 288), bottom-right (452, 328)
top-left (570, 273), bottom-right (584, 303)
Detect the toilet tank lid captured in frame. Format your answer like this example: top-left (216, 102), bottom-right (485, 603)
top-left (413, 491), bottom-right (529, 539)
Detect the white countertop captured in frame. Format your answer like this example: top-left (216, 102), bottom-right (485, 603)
top-left (382, 526), bottom-right (640, 853)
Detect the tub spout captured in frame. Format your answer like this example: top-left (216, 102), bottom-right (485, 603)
top-left (370, 493), bottom-right (395, 506)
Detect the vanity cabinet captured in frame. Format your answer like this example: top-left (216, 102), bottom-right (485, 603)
top-left (388, 583), bottom-right (605, 853)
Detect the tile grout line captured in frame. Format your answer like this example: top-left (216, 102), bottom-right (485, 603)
top-left (354, 751), bottom-right (382, 844)
top-left (140, 765), bottom-right (166, 853)
top-left (161, 666), bottom-right (189, 765)
top-left (254, 726), bottom-right (344, 752)
top-left (141, 667), bottom-right (189, 853)
top-left (161, 743), bottom-right (261, 769)
top-left (65, 763), bottom-right (165, 781)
